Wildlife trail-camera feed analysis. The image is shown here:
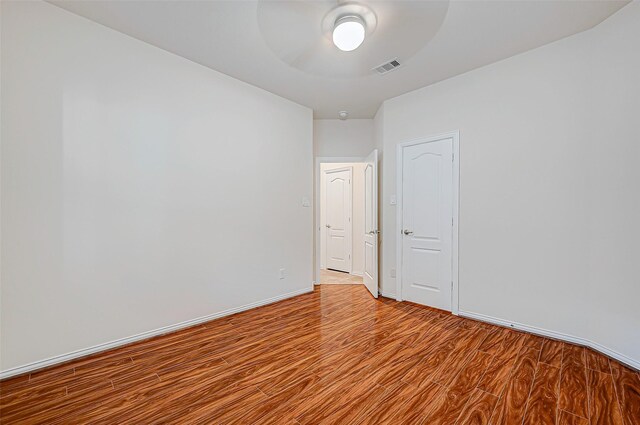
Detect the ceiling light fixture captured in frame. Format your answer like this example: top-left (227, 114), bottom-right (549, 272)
top-left (338, 111), bottom-right (349, 120)
top-left (332, 15), bottom-right (366, 52)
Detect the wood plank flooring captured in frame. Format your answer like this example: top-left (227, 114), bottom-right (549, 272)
top-left (1, 285), bottom-right (638, 424)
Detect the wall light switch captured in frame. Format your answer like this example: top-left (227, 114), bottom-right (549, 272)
top-left (279, 268), bottom-right (286, 279)
top-left (390, 195), bottom-right (397, 205)
top-left (301, 197), bottom-right (310, 207)
top-left (390, 269), bottom-right (396, 278)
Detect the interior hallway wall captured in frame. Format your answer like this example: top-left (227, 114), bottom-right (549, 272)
top-left (313, 119), bottom-right (374, 158)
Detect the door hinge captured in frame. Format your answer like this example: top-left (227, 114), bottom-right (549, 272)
top-left (452, 152), bottom-right (454, 162)
top-left (451, 281), bottom-right (454, 291)
top-left (452, 217), bottom-right (454, 226)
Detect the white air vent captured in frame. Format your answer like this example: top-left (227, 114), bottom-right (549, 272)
top-left (373, 59), bottom-right (401, 75)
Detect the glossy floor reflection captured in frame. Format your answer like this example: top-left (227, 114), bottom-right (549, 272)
top-left (1, 285), bottom-right (638, 424)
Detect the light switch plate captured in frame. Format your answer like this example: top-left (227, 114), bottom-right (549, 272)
top-left (301, 197), bottom-right (310, 207)
top-left (390, 195), bottom-right (397, 205)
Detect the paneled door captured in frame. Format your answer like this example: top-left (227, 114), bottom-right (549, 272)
top-left (400, 138), bottom-right (454, 311)
top-left (363, 150), bottom-right (378, 298)
top-left (324, 167), bottom-right (352, 272)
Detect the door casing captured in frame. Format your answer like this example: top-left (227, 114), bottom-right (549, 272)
top-left (396, 131), bottom-right (460, 314)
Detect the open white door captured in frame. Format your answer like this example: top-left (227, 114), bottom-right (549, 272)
top-left (363, 149), bottom-right (379, 298)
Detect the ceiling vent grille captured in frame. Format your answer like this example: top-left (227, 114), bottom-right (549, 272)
top-left (373, 59), bottom-right (401, 75)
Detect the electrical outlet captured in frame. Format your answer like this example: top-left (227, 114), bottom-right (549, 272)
top-left (279, 268), bottom-right (286, 279)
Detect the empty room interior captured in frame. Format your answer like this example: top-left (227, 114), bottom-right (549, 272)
top-left (1, 0), bottom-right (639, 424)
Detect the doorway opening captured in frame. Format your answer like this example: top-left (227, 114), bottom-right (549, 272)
top-left (315, 151), bottom-right (378, 298)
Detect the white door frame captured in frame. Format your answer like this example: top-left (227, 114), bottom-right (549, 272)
top-left (395, 131), bottom-right (460, 314)
top-left (315, 157), bottom-right (364, 284)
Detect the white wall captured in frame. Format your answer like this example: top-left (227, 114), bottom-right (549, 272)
top-left (314, 119), bottom-right (374, 158)
top-left (583, 1), bottom-right (640, 368)
top-left (379, 1), bottom-right (640, 367)
top-left (0, 1), bottom-right (313, 374)
top-left (0, 1), bottom-right (3, 370)
top-left (320, 163), bottom-right (366, 276)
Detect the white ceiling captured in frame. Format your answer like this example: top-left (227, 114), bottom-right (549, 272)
top-left (49, 0), bottom-right (628, 119)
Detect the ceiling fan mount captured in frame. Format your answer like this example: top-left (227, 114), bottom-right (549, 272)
top-left (321, 2), bottom-right (378, 40)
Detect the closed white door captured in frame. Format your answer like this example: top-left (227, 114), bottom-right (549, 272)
top-left (325, 167), bottom-right (352, 272)
top-left (363, 150), bottom-right (378, 298)
top-left (401, 138), bottom-right (453, 311)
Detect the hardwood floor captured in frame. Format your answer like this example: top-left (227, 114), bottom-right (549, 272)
top-left (1, 285), bottom-right (638, 424)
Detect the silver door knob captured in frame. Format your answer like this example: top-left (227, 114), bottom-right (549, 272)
top-left (403, 229), bottom-right (413, 235)
top-left (369, 230), bottom-right (379, 235)
top-left (326, 224), bottom-right (331, 228)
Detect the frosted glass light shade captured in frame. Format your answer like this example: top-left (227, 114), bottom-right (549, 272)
top-left (332, 16), bottom-right (365, 52)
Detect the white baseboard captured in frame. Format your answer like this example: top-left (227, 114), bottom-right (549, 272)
top-left (0, 287), bottom-right (313, 380)
top-left (380, 290), bottom-right (396, 299)
top-left (459, 310), bottom-right (640, 372)
top-left (351, 271), bottom-right (363, 277)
